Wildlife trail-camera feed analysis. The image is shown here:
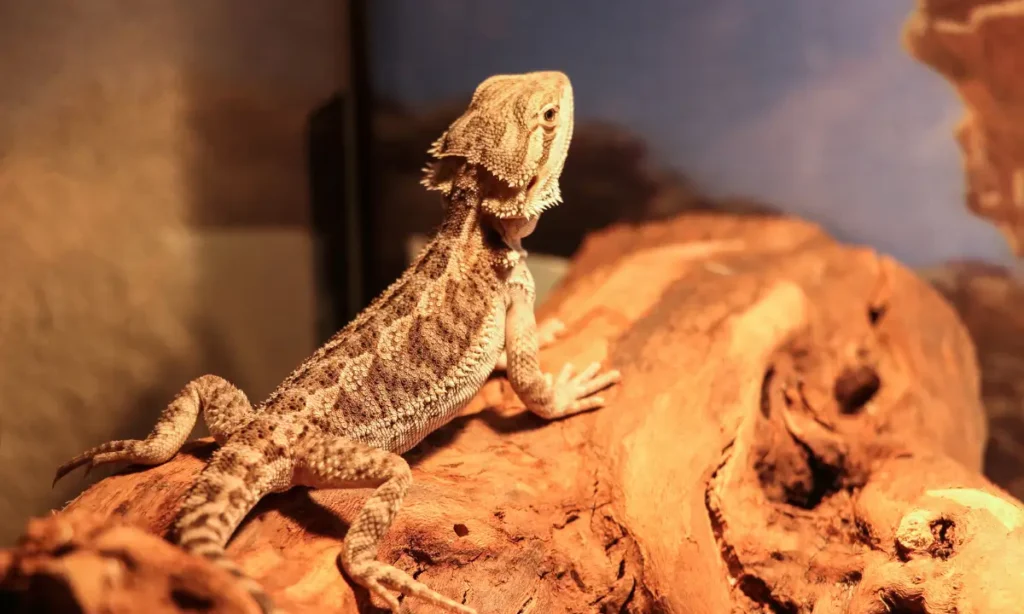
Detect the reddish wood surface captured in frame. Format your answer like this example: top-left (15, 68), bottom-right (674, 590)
top-left (3, 213), bottom-right (1022, 613)
top-left (904, 0), bottom-right (1024, 255)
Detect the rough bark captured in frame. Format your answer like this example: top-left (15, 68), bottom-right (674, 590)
top-left (3, 213), bottom-right (1022, 613)
top-left (903, 0), bottom-right (1024, 254)
top-left (922, 260), bottom-right (1024, 501)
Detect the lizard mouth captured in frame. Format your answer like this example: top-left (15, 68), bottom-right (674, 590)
top-left (475, 165), bottom-right (553, 220)
top-left (523, 174), bottom-right (543, 206)
top-left (495, 215), bottom-right (539, 242)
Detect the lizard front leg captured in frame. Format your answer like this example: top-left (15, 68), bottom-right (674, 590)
top-left (53, 374), bottom-right (254, 484)
top-left (503, 269), bottom-right (620, 419)
top-left (292, 430), bottom-right (475, 614)
top-left (493, 316), bottom-right (565, 371)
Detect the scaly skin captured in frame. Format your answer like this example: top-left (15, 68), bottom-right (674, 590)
top-left (54, 71), bottom-right (620, 614)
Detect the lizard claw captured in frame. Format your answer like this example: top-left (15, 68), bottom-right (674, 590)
top-left (547, 361), bottom-right (621, 418)
top-left (53, 440), bottom-right (137, 487)
top-left (81, 459), bottom-right (96, 480)
top-left (343, 559), bottom-right (476, 614)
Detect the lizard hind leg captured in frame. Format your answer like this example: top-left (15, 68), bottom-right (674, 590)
top-left (53, 374), bottom-right (254, 485)
top-left (173, 436), bottom-right (293, 614)
top-left (292, 431), bottom-right (476, 614)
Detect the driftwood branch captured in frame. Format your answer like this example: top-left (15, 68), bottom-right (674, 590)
top-left (2, 213), bottom-right (1021, 613)
top-left (904, 0), bottom-right (1024, 254)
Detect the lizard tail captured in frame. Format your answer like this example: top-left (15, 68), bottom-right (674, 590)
top-left (171, 440), bottom-right (286, 614)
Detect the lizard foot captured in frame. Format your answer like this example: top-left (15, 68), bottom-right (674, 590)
top-left (545, 361), bottom-right (622, 418)
top-left (343, 559), bottom-right (476, 614)
top-left (536, 317), bottom-right (567, 349)
top-left (53, 439), bottom-right (165, 486)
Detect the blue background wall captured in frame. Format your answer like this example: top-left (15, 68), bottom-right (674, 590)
top-left (369, 0), bottom-right (1011, 267)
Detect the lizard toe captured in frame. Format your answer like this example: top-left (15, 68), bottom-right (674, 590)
top-left (347, 559), bottom-right (474, 614)
top-left (53, 440), bottom-right (136, 486)
top-left (577, 368), bottom-right (621, 397)
top-left (574, 361), bottom-right (602, 383)
top-left (537, 318), bottom-right (567, 348)
top-left (348, 562), bottom-right (402, 611)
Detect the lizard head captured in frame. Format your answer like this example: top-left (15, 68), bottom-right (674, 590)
top-left (421, 70), bottom-right (574, 222)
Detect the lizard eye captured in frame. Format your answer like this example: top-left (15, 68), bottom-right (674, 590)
top-left (540, 105), bottom-right (558, 128)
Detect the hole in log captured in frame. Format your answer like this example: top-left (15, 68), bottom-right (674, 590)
top-left (51, 542), bottom-right (77, 557)
top-left (453, 523), bottom-right (469, 537)
top-left (788, 440), bottom-right (843, 510)
top-left (833, 366), bottom-right (880, 414)
top-left (759, 367), bottom-right (775, 418)
top-left (755, 365), bottom-right (837, 509)
top-left (19, 575), bottom-right (85, 614)
top-left (868, 303), bottom-right (886, 325)
top-left (170, 588), bottom-right (215, 611)
top-left (736, 576), bottom-right (798, 614)
top-left (0, 590), bottom-right (21, 614)
top-left (929, 518), bottom-right (955, 559)
top-left (882, 594), bottom-right (927, 613)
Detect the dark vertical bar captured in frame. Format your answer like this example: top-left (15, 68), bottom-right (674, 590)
top-left (345, 0), bottom-right (375, 316)
top-left (306, 92), bottom-right (345, 341)
top-left (307, 0), bottom-right (374, 339)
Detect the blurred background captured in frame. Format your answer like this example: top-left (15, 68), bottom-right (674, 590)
top-left (0, 0), bottom-right (1019, 544)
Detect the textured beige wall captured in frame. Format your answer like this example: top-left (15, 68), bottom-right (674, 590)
top-left (0, 1), bottom-right (340, 543)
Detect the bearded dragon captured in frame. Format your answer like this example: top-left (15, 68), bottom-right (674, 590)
top-left (53, 70), bottom-right (620, 613)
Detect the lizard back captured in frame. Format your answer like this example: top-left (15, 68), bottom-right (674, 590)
top-left (260, 199), bottom-right (509, 453)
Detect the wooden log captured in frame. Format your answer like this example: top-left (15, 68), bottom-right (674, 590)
top-left (903, 0), bottom-right (1024, 254)
top-left (923, 261), bottom-right (1024, 500)
top-left (2, 212), bottom-right (1021, 613)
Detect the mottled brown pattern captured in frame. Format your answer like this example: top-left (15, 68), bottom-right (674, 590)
top-left (412, 240), bottom-right (450, 279)
top-left (53, 71), bottom-right (620, 614)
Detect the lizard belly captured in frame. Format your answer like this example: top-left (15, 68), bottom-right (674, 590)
top-left (336, 299), bottom-right (507, 454)
top-left (386, 302), bottom-right (506, 454)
